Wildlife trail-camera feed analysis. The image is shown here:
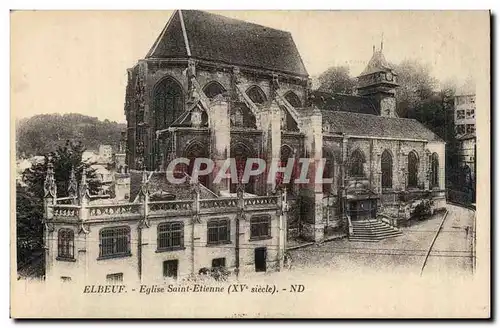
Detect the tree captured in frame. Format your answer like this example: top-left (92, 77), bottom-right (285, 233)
top-left (392, 59), bottom-right (437, 118)
top-left (17, 140), bottom-right (102, 274)
top-left (22, 140), bottom-right (102, 200)
top-left (16, 183), bottom-right (44, 270)
top-left (316, 66), bottom-right (357, 95)
top-left (16, 113), bottom-right (126, 157)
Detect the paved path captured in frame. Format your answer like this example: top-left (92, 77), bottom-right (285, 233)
top-left (422, 204), bottom-right (475, 276)
top-left (288, 204), bottom-right (475, 276)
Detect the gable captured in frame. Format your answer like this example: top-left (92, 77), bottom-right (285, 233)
top-left (146, 11), bottom-right (188, 58)
top-left (147, 10), bottom-right (308, 77)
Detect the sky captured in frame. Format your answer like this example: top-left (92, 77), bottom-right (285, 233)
top-left (11, 10), bottom-right (489, 123)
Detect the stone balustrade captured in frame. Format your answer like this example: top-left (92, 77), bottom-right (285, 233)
top-left (149, 200), bottom-right (193, 212)
top-left (88, 203), bottom-right (141, 217)
top-left (52, 205), bottom-right (80, 218)
top-left (244, 196), bottom-right (278, 208)
top-left (199, 198), bottom-right (238, 210)
top-left (48, 194), bottom-right (281, 221)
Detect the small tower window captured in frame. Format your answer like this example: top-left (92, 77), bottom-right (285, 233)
top-left (349, 149), bottom-right (365, 178)
top-left (408, 151), bottom-right (419, 188)
top-left (381, 150), bottom-right (393, 189)
top-left (57, 229), bottom-right (74, 260)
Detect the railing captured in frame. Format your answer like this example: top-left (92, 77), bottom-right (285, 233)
top-left (88, 203), bottom-right (141, 217)
top-left (149, 200), bottom-right (193, 212)
top-left (347, 215), bottom-right (353, 236)
top-left (199, 198), bottom-right (238, 210)
top-left (52, 205), bottom-right (80, 218)
top-left (244, 196), bottom-right (278, 207)
top-left (50, 194), bottom-right (280, 221)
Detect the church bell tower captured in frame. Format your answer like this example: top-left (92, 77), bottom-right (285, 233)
top-left (357, 41), bottom-right (399, 117)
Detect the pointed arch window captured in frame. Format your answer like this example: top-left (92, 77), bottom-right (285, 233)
top-left (57, 229), bottom-right (74, 260)
top-left (153, 76), bottom-right (184, 130)
top-left (284, 91), bottom-right (302, 108)
top-left (202, 81), bottom-right (226, 100)
top-left (381, 150), bottom-right (393, 189)
top-left (246, 86), bottom-right (267, 105)
top-left (430, 153), bottom-right (439, 189)
top-left (349, 149), bottom-right (365, 178)
top-left (408, 151), bottom-right (419, 188)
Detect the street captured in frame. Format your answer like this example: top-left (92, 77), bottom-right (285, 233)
top-left (423, 204), bottom-right (475, 276)
top-left (288, 204), bottom-right (476, 276)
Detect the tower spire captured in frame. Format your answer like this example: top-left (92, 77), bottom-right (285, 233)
top-left (380, 32), bottom-right (384, 52)
top-left (78, 168), bottom-right (90, 201)
top-left (43, 154), bottom-right (57, 199)
top-left (68, 166), bottom-right (78, 198)
top-left (138, 169), bottom-right (150, 200)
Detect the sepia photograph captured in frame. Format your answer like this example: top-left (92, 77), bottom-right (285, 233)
top-left (10, 9), bottom-right (490, 318)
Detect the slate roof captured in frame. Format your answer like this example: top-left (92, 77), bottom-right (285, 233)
top-left (147, 10), bottom-right (308, 77)
top-left (311, 90), bottom-right (378, 115)
top-left (321, 110), bottom-right (443, 142)
top-left (359, 50), bottom-right (393, 76)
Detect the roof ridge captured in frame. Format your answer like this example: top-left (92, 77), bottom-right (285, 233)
top-left (149, 10), bottom-right (308, 76)
top-left (178, 10), bottom-right (192, 56)
top-left (323, 110), bottom-right (422, 121)
top-left (184, 9), bottom-right (292, 34)
top-left (146, 10), bottom-right (177, 58)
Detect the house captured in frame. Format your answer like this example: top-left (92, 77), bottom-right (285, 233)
top-left (454, 93), bottom-right (476, 189)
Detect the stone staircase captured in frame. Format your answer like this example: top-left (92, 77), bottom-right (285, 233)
top-left (349, 219), bottom-right (402, 242)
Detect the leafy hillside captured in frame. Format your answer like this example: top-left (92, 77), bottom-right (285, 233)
top-left (16, 113), bottom-right (126, 158)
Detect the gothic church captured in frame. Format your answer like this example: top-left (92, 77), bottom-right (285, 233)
top-left (124, 10), bottom-right (446, 242)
